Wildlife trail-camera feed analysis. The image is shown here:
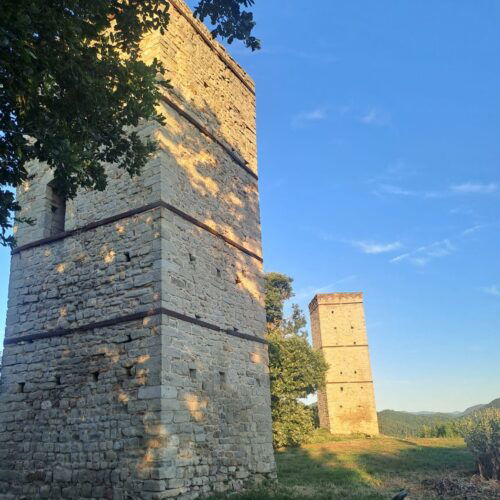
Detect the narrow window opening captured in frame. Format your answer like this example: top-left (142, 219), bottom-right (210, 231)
top-left (17, 382), bottom-right (25, 393)
top-left (189, 253), bottom-right (196, 263)
top-left (55, 376), bottom-right (61, 386)
top-left (216, 268), bottom-right (221, 278)
top-left (46, 180), bottom-right (66, 236)
top-left (126, 367), bottom-right (133, 378)
top-left (235, 275), bottom-right (241, 284)
top-left (124, 252), bottom-right (131, 262)
top-left (354, 342), bottom-right (357, 345)
top-left (340, 371), bottom-right (343, 375)
top-left (219, 371), bottom-right (226, 386)
top-left (189, 369), bottom-right (197, 381)
top-left (340, 405), bottom-right (343, 408)
top-left (256, 377), bottom-right (261, 387)
top-left (354, 370), bottom-right (357, 374)
top-left (92, 371), bottom-right (99, 382)
top-left (125, 334), bottom-right (133, 343)
top-left (340, 387), bottom-right (344, 392)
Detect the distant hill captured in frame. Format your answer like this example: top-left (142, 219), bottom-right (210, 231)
top-left (463, 398), bottom-right (500, 415)
top-left (462, 404), bottom-right (486, 415)
top-left (378, 410), bottom-right (456, 438)
top-left (411, 411), bottom-right (462, 416)
top-left (378, 398), bottom-right (499, 437)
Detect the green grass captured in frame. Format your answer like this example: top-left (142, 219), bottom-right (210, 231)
top-left (207, 436), bottom-right (476, 499)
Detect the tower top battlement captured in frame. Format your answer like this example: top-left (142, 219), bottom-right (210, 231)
top-left (309, 292), bottom-right (363, 312)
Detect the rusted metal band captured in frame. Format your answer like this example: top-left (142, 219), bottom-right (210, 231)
top-left (325, 381), bottom-right (373, 385)
top-left (160, 201), bottom-right (262, 261)
top-left (160, 94), bottom-right (257, 180)
top-left (321, 344), bottom-right (369, 348)
top-left (3, 307), bottom-right (267, 346)
top-left (11, 202), bottom-right (160, 254)
top-left (12, 201), bottom-right (263, 262)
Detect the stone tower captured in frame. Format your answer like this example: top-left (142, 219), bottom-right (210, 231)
top-left (309, 293), bottom-right (379, 435)
top-left (0, 1), bottom-right (276, 498)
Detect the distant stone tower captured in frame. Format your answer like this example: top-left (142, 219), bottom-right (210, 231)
top-left (0, 1), bottom-right (276, 498)
top-left (309, 293), bottom-right (379, 435)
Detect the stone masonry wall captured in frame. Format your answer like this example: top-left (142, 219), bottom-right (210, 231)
top-left (0, 319), bottom-right (163, 499)
top-left (309, 293), bottom-right (379, 436)
top-left (1, 0), bottom-right (275, 497)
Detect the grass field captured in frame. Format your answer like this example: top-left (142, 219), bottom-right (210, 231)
top-left (209, 436), bottom-right (478, 499)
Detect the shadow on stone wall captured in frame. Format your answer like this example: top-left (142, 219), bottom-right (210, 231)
top-left (1, 41), bottom-right (273, 497)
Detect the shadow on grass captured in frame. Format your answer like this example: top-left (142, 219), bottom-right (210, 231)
top-left (206, 439), bottom-right (476, 500)
top-left (207, 447), bottom-right (388, 499)
top-left (355, 441), bottom-right (475, 482)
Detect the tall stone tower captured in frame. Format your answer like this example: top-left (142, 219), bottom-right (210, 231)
top-left (309, 293), bottom-right (379, 435)
top-left (0, 1), bottom-right (276, 498)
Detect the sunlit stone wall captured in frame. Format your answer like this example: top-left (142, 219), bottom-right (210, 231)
top-left (0, 0), bottom-right (275, 497)
top-left (309, 293), bottom-right (379, 436)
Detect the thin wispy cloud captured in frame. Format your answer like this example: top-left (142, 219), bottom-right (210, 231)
top-left (378, 184), bottom-right (416, 196)
top-left (317, 230), bottom-right (335, 242)
top-left (481, 285), bottom-right (500, 297)
top-left (359, 108), bottom-right (391, 126)
top-left (391, 239), bottom-right (455, 266)
top-left (291, 107), bottom-right (327, 127)
top-left (352, 240), bottom-right (402, 255)
top-left (449, 207), bottom-right (475, 216)
top-left (462, 224), bottom-right (486, 236)
top-left (390, 222), bottom-right (491, 268)
top-left (450, 182), bottom-right (498, 194)
top-left (376, 181), bottom-right (498, 199)
top-left (293, 275), bottom-right (357, 301)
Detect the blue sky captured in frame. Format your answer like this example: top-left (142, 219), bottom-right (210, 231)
top-left (1, 1), bottom-right (499, 412)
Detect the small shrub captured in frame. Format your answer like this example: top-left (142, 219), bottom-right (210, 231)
top-left (460, 408), bottom-right (500, 480)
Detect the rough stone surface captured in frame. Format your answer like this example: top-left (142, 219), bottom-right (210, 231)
top-left (309, 293), bottom-right (379, 436)
top-left (0, 1), bottom-right (276, 498)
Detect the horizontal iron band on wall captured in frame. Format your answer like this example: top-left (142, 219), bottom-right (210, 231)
top-left (308, 300), bottom-right (363, 313)
top-left (12, 200), bottom-right (263, 262)
top-left (317, 302), bottom-right (364, 308)
top-left (168, 0), bottom-right (255, 95)
top-left (3, 307), bottom-right (267, 346)
top-left (160, 94), bottom-right (257, 181)
top-left (321, 344), bottom-right (369, 348)
top-left (326, 381), bottom-right (373, 385)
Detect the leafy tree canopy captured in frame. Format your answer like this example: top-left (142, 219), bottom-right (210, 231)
top-left (0, 0), bottom-right (258, 247)
top-left (264, 272), bottom-right (294, 325)
top-left (265, 271), bottom-right (328, 447)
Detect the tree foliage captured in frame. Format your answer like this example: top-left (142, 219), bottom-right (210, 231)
top-left (194, 0), bottom-right (259, 50)
top-left (264, 272), bottom-right (293, 325)
top-left (420, 422), bottom-right (462, 438)
top-left (265, 272), bottom-right (328, 448)
top-left (460, 408), bottom-right (500, 480)
top-left (378, 410), bottom-right (458, 439)
top-left (0, 0), bottom-right (258, 247)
